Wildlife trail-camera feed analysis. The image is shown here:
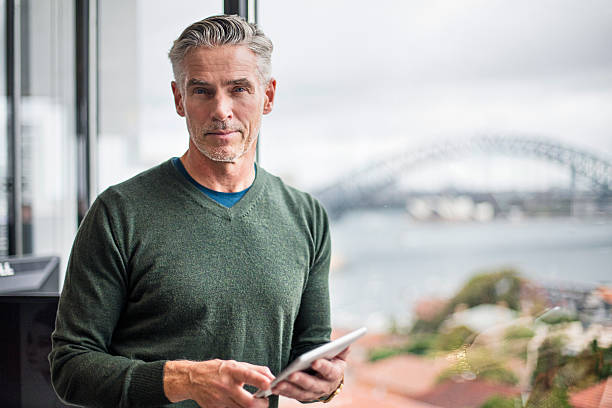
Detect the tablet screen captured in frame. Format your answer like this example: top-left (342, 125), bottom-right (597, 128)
top-left (254, 327), bottom-right (367, 398)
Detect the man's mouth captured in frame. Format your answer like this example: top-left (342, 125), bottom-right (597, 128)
top-left (206, 130), bottom-right (239, 136)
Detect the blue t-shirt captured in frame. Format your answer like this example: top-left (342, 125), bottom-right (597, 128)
top-left (171, 157), bottom-right (253, 208)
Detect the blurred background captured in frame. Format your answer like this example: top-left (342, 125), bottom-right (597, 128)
top-left (1, 0), bottom-right (611, 407)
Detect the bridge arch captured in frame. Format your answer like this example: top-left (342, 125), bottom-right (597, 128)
top-left (314, 135), bottom-right (612, 217)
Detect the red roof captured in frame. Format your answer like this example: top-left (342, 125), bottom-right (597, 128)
top-left (596, 286), bottom-right (612, 305)
top-left (279, 331), bottom-right (446, 407)
top-left (412, 379), bottom-right (520, 408)
top-left (279, 385), bottom-right (442, 408)
top-left (278, 330), bottom-right (521, 408)
top-left (353, 354), bottom-right (451, 397)
top-left (570, 377), bottom-right (612, 408)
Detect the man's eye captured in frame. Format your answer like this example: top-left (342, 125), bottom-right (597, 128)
top-left (194, 88), bottom-right (209, 95)
top-left (234, 87), bottom-right (247, 93)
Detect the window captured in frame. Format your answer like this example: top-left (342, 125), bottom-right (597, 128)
top-left (2, 0), bottom-right (77, 273)
top-left (259, 1), bottom-right (612, 407)
top-left (0, 0), bottom-right (7, 256)
top-left (2, 2), bottom-right (610, 406)
top-left (97, 0), bottom-right (221, 191)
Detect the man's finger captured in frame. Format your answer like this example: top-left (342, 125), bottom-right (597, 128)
top-left (311, 356), bottom-right (346, 381)
top-left (310, 346), bottom-right (350, 380)
top-left (273, 379), bottom-right (320, 402)
top-left (231, 364), bottom-right (273, 390)
top-left (230, 387), bottom-right (268, 408)
top-left (228, 392), bottom-right (247, 408)
top-left (287, 371), bottom-right (328, 394)
top-left (335, 346), bottom-right (351, 361)
top-left (248, 364), bottom-right (276, 381)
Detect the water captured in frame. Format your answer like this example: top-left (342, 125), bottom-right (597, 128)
top-left (328, 210), bottom-right (612, 331)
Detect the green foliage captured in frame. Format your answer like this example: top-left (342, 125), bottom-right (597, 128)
top-left (367, 334), bottom-right (435, 362)
top-left (553, 340), bottom-right (612, 390)
top-left (503, 341), bottom-right (529, 362)
top-left (597, 341), bottom-right (612, 379)
top-left (411, 316), bottom-right (445, 334)
top-left (504, 325), bottom-right (535, 340)
top-left (435, 325), bottom-right (475, 351)
top-left (525, 384), bottom-right (571, 408)
top-left (405, 335), bottom-right (434, 355)
top-left (480, 395), bottom-right (521, 408)
top-left (528, 337), bottom-right (612, 408)
top-left (438, 363), bottom-right (519, 386)
top-left (410, 269), bottom-right (523, 334)
top-left (437, 347), bottom-right (518, 385)
top-left (451, 269), bottom-right (522, 311)
top-left (531, 336), bottom-right (567, 385)
top-left (436, 365), bottom-right (474, 383)
top-left (479, 366), bottom-right (519, 385)
top-left (538, 312), bottom-right (578, 325)
top-left (503, 325), bottom-right (535, 361)
top-left (368, 346), bottom-right (401, 362)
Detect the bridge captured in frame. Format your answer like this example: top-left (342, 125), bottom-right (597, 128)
top-left (313, 135), bottom-right (612, 218)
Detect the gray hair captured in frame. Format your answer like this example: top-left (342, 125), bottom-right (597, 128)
top-left (169, 15), bottom-right (273, 88)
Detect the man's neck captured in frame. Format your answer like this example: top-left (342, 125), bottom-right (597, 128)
top-left (180, 146), bottom-right (256, 193)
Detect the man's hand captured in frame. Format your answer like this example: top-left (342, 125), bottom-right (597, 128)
top-left (272, 347), bottom-right (349, 402)
top-left (164, 359), bottom-right (274, 408)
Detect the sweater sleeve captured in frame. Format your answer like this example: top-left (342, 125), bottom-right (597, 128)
top-left (289, 199), bottom-right (333, 361)
top-left (49, 194), bottom-right (170, 408)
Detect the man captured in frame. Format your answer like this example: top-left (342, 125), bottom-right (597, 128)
top-left (50, 15), bottom-right (346, 408)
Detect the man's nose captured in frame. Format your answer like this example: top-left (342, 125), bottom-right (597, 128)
top-left (211, 93), bottom-right (233, 121)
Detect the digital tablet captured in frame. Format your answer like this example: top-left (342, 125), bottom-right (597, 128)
top-left (254, 327), bottom-right (367, 398)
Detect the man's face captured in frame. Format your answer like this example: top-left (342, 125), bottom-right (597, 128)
top-left (172, 45), bottom-right (275, 163)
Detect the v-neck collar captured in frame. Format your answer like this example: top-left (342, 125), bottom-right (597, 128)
top-left (163, 158), bottom-right (267, 221)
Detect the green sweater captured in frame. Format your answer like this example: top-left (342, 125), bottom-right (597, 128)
top-left (50, 160), bottom-right (332, 408)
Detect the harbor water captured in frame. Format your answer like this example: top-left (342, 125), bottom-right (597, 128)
top-left (329, 210), bottom-right (612, 331)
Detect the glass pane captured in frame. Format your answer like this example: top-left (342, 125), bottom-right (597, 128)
top-left (0, 0), bottom-right (7, 256)
top-left (19, 0), bottom-right (77, 270)
top-left (259, 1), bottom-right (612, 407)
top-left (97, 0), bottom-right (221, 191)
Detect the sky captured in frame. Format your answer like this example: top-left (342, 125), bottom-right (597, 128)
top-left (256, 0), bottom-right (612, 191)
top-left (100, 0), bottom-right (612, 193)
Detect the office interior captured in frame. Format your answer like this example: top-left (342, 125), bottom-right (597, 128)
top-left (1, 1), bottom-right (244, 406)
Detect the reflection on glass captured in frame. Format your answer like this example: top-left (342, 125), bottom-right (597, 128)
top-left (20, 302), bottom-right (68, 407)
top-left (0, 0), bottom-right (7, 255)
top-left (11, 0), bottom-right (77, 270)
top-left (259, 1), bottom-right (612, 407)
top-left (97, 0), bottom-right (220, 191)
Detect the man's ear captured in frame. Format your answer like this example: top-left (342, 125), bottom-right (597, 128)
top-left (263, 78), bottom-right (277, 115)
top-left (171, 81), bottom-right (185, 117)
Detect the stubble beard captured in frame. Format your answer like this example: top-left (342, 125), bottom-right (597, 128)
top-left (190, 120), bottom-right (256, 163)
